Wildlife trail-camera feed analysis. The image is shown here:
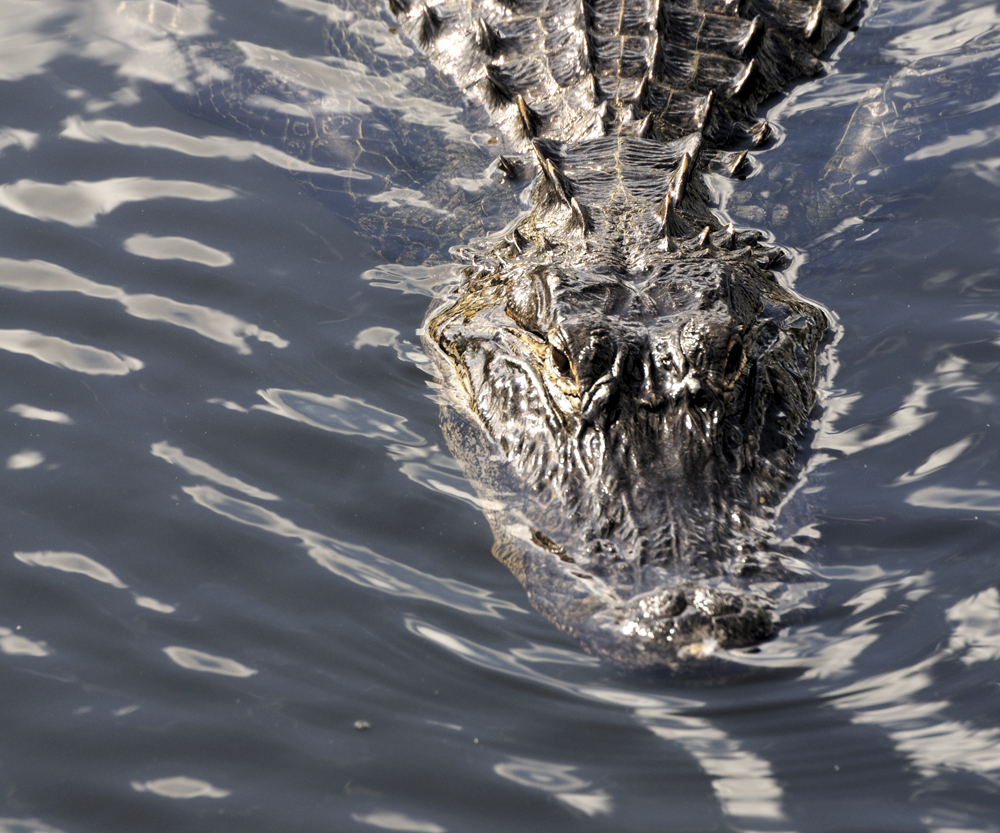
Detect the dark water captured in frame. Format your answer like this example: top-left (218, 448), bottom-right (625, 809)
top-left (1, 1), bottom-right (1000, 831)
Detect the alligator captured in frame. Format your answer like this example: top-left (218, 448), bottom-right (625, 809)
top-left (175, 0), bottom-right (859, 670)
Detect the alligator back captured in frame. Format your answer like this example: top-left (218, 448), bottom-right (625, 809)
top-left (396, 0), bottom-right (854, 147)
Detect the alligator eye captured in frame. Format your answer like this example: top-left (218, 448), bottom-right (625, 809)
top-left (505, 271), bottom-right (548, 337)
top-left (550, 345), bottom-right (572, 376)
top-left (725, 340), bottom-right (743, 376)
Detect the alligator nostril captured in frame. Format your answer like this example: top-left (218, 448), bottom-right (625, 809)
top-left (725, 340), bottom-right (743, 376)
top-left (550, 344), bottom-right (571, 376)
top-left (690, 386), bottom-right (713, 411)
top-left (629, 356), bottom-right (645, 385)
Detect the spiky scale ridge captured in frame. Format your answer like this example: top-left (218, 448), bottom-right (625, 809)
top-left (568, 196), bottom-right (589, 234)
top-left (750, 117), bottom-right (771, 145)
top-left (726, 148), bottom-right (749, 175)
top-left (482, 63), bottom-right (515, 107)
top-left (729, 58), bottom-right (757, 97)
top-left (670, 151), bottom-right (695, 203)
top-left (496, 155), bottom-right (529, 181)
top-left (736, 16), bottom-right (763, 57)
top-left (694, 90), bottom-right (713, 129)
top-left (474, 17), bottom-right (502, 57)
top-left (654, 192), bottom-right (679, 235)
top-left (413, 3), bottom-right (441, 48)
top-left (516, 94), bottom-right (542, 139)
top-left (805, 0), bottom-right (824, 37)
top-left (492, 0), bottom-right (852, 300)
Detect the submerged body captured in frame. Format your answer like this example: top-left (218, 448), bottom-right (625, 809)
top-left (408, 0), bottom-right (856, 667)
top-left (176, 0), bottom-right (858, 669)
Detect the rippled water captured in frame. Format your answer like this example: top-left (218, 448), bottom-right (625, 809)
top-left (2, 0), bottom-right (1000, 831)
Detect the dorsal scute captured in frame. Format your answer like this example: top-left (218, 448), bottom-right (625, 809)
top-left (393, 0), bottom-right (856, 247)
top-left (397, 0), bottom-right (855, 151)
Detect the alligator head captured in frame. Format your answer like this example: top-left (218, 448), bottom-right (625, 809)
top-left (426, 222), bottom-right (826, 670)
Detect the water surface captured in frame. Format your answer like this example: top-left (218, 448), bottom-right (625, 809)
top-left (1, 0), bottom-right (1000, 831)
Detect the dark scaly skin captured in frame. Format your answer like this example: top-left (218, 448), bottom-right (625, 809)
top-left (173, 0), bottom-right (858, 669)
top-left (405, 0), bottom-right (859, 669)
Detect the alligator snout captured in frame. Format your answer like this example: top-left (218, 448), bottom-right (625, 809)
top-left (613, 583), bottom-right (773, 660)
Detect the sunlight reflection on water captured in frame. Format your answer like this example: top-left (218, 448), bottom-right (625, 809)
top-left (0, 329), bottom-right (142, 374)
top-left (0, 177), bottom-right (235, 227)
top-left (0, 257), bottom-right (286, 354)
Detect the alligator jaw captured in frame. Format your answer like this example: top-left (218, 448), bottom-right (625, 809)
top-left (426, 231), bottom-right (826, 669)
top-left (501, 502), bottom-right (780, 670)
